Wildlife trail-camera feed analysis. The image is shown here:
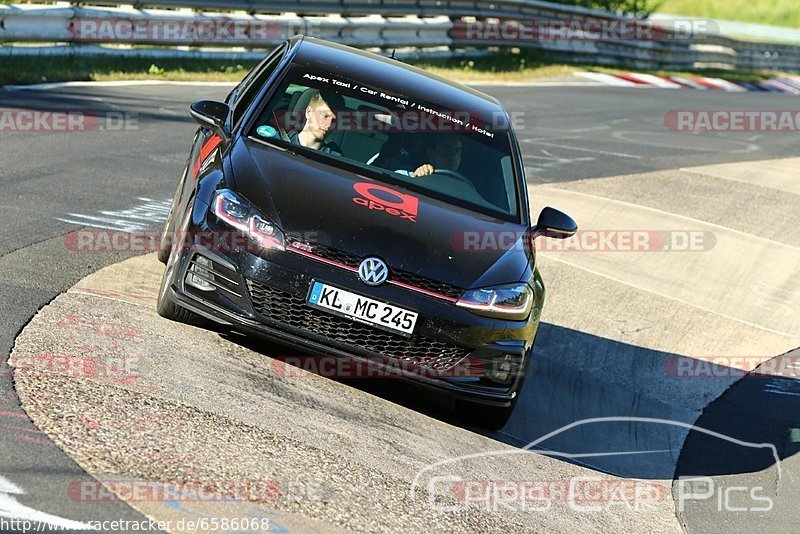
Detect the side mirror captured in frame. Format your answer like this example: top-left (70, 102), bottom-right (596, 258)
top-left (190, 100), bottom-right (231, 142)
top-left (531, 206), bottom-right (577, 240)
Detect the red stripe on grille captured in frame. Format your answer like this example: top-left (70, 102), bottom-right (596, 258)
top-left (287, 244), bottom-right (358, 271)
top-left (388, 279), bottom-right (459, 303)
top-left (287, 243), bottom-right (459, 303)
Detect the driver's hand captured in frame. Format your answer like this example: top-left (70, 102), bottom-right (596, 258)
top-left (411, 164), bottom-right (434, 177)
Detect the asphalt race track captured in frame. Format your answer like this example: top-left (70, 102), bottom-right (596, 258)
top-left (1, 80), bottom-right (799, 532)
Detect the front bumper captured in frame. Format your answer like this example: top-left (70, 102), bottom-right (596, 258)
top-left (165, 240), bottom-right (540, 406)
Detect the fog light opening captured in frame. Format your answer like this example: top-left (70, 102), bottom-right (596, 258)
top-left (486, 354), bottom-right (517, 384)
top-left (185, 255), bottom-right (215, 292)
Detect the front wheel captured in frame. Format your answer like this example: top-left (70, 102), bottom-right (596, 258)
top-left (158, 163), bottom-right (190, 264)
top-left (156, 263), bottom-right (209, 327)
top-left (156, 202), bottom-right (176, 264)
top-left (155, 204), bottom-right (207, 327)
top-left (156, 287), bottom-right (207, 326)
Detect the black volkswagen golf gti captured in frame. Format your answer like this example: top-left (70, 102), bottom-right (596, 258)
top-left (157, 36), bottom-right (576, 429)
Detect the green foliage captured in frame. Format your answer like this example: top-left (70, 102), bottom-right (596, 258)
top-left (554, 0), bottom-right (661, 18)
top-left (657, 0), bottom-right (800, 28)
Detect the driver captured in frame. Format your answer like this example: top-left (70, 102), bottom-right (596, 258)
top-left (289, 90), bottom-right (343, 156)
top-left (397, 136), bottom-right (463, 177)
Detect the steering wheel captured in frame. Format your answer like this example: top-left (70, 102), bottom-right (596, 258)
top-left (431, 169), bottom-right (478, 192)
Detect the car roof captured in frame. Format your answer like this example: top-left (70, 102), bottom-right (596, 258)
top-left (285, 36), bottom-right (510, 130)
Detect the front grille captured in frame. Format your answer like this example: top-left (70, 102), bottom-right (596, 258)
top-left (307, 242), bottom-right (360, 268)
top-left (286, 238), bottom-right (464, 300)
top-left (389, 271), bottom-right (463, 300)
top-left (246, 279), bottom-right (470, 373)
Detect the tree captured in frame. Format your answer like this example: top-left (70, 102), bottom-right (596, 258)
top-left (558, 0), bottom-right (661, 18)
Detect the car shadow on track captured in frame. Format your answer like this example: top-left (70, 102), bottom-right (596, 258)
top-left (219, 323), bottom-right (800, 484)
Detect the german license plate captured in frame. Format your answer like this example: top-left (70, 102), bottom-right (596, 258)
top-left (307, 281), bottom-right (418, 336)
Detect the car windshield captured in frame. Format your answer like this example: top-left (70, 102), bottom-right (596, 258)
top-left (249, 65), bottom-right (521, 221)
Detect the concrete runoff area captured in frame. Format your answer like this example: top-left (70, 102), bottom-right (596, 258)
top-left (529, 187), bottom-right (800, 339)
top-left (677, 158), bottom-right (800, 197)
top-left (539, 164), bottom-right (800, 248)
top-left (502, 158), bottom-right (800, 483)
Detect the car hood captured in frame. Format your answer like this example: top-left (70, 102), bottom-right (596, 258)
top-left (230, 137), bottom-right (531, 290)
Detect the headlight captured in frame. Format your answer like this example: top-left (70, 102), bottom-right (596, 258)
top-left (212, 189), bottom-right (285, 251)
top-left (456, 283), bottom-right (533, 320)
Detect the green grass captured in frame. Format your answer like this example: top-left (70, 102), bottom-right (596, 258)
top-left (655, 0), bottom-right (800, 28)
top-left (0, 56), bottom-right (255, 86)
top-left (0, 51), bottom-right (786, 87)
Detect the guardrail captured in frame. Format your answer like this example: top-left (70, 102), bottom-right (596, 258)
top-left (0, 1), bottom-right (632, 19)
top-left (1, 2), bottom-right (800, 72)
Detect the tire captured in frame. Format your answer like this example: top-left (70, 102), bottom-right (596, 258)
top-left (158, 163), bottom-right (190, 264)
top-left (156, 232), bottom-right (172, 264)
top-left (156, 202), bottom-right (176, 264)
top-left (155, 203), bottom-right (208, 327)
top-left (156, 290), bottom-right (208, 326)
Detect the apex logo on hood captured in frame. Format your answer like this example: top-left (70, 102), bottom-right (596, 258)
top-left (352, 182), bottom-right (418, 223)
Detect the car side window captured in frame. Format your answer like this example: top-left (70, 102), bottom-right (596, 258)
top-left (232, 44), bottom-right (287, 127)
